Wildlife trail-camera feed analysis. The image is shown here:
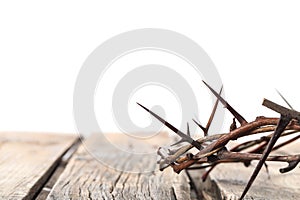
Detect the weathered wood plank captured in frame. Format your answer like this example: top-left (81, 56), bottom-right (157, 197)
top-left (47, 133), bottom-right (191, 200)
top-left (0, 132), bottom-right (78, 200)
top-left (198, 141), bottom-right (300, 200)
top-left (36, 140), bottom-right (81, 200)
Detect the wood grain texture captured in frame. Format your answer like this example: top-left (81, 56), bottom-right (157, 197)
top-left (0, 132), bottom-right (78, 200)
top-left (47, 133), bottom-right (191, 200)
top-left (36, 140), bottom-right (81, 200)
top-left (200, 141), bottom-right (300, 200)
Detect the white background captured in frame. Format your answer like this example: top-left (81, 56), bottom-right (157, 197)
top-left (1, 1), bottom-right (300, 136)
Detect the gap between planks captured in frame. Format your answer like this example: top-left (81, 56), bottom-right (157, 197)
top-left (35, 139), bottom-right (82, 200)
top-left (47, 133), bottom-right (193, 200)
top-left (0, 132), bottom-right (79, 200)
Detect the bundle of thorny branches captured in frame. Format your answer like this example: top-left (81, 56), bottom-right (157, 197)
top-left (137, 81), bottom-right (300, 200)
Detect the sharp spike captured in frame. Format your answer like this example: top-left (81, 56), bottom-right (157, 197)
top-left (187, 122), bottom-right (190, 136)
top-left (205, 86), bottom-right (223, 132)
top-left (137, 102), bottom-right (203, 151)
top-left (192, 119), bottom-right (207, 134)
top-left (137, 102), bottom-right (180, 134)
top-left (202, 81), bottom-right (248, 125)
top-left (171, 139), bottom-right (186, 146)
top-left (239, 115), bottom-right (291, 200)
top-left (230, 118), bottom-right (237, 131)
top-left (276, 89), bottom-right (294, 110)
top-left (137, 102), bottom-right (192, 141)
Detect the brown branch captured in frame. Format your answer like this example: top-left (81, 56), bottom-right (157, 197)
top-left (160, 119), bottom-right (300, 171)
top-left (263, 98), bottom-right (300, 121)
top-left (217, 150), bottom-right (300, 163)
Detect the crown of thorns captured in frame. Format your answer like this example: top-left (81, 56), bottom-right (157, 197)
top-left (138, 81), bottom-right (300, 200)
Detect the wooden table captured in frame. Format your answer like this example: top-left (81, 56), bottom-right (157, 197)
top-left (0, 132), bottom-right (299, 200)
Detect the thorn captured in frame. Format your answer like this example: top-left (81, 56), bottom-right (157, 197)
top-left (137, 102), bottom-right (203, 150)
top-left (205, 86), bottom-right (223, 133)
top-left (187, 122), bottom-right (190, 136)
top-left (169, 123), bottom-right (192, 146)
top-left (264, 163), bottom-right (270, 179)
top-left (239, 115), bottom-right (291, 200)
top-left (137, 102), bottom-right (149, 111)
top-left (230, 118), bottom-right (237, 131)
top-left (276, 89), bottom-right (294, 110)
top-left (137, 102), bottom-right (179, 133)
top-left (171, 138), bottom-right (186, 146)
top-left (202, 81), bottom-right (248, 125)
top-left (192, 119), bottom-right (207, 134)
top-left (193, 114), bottom-right (200, 122)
